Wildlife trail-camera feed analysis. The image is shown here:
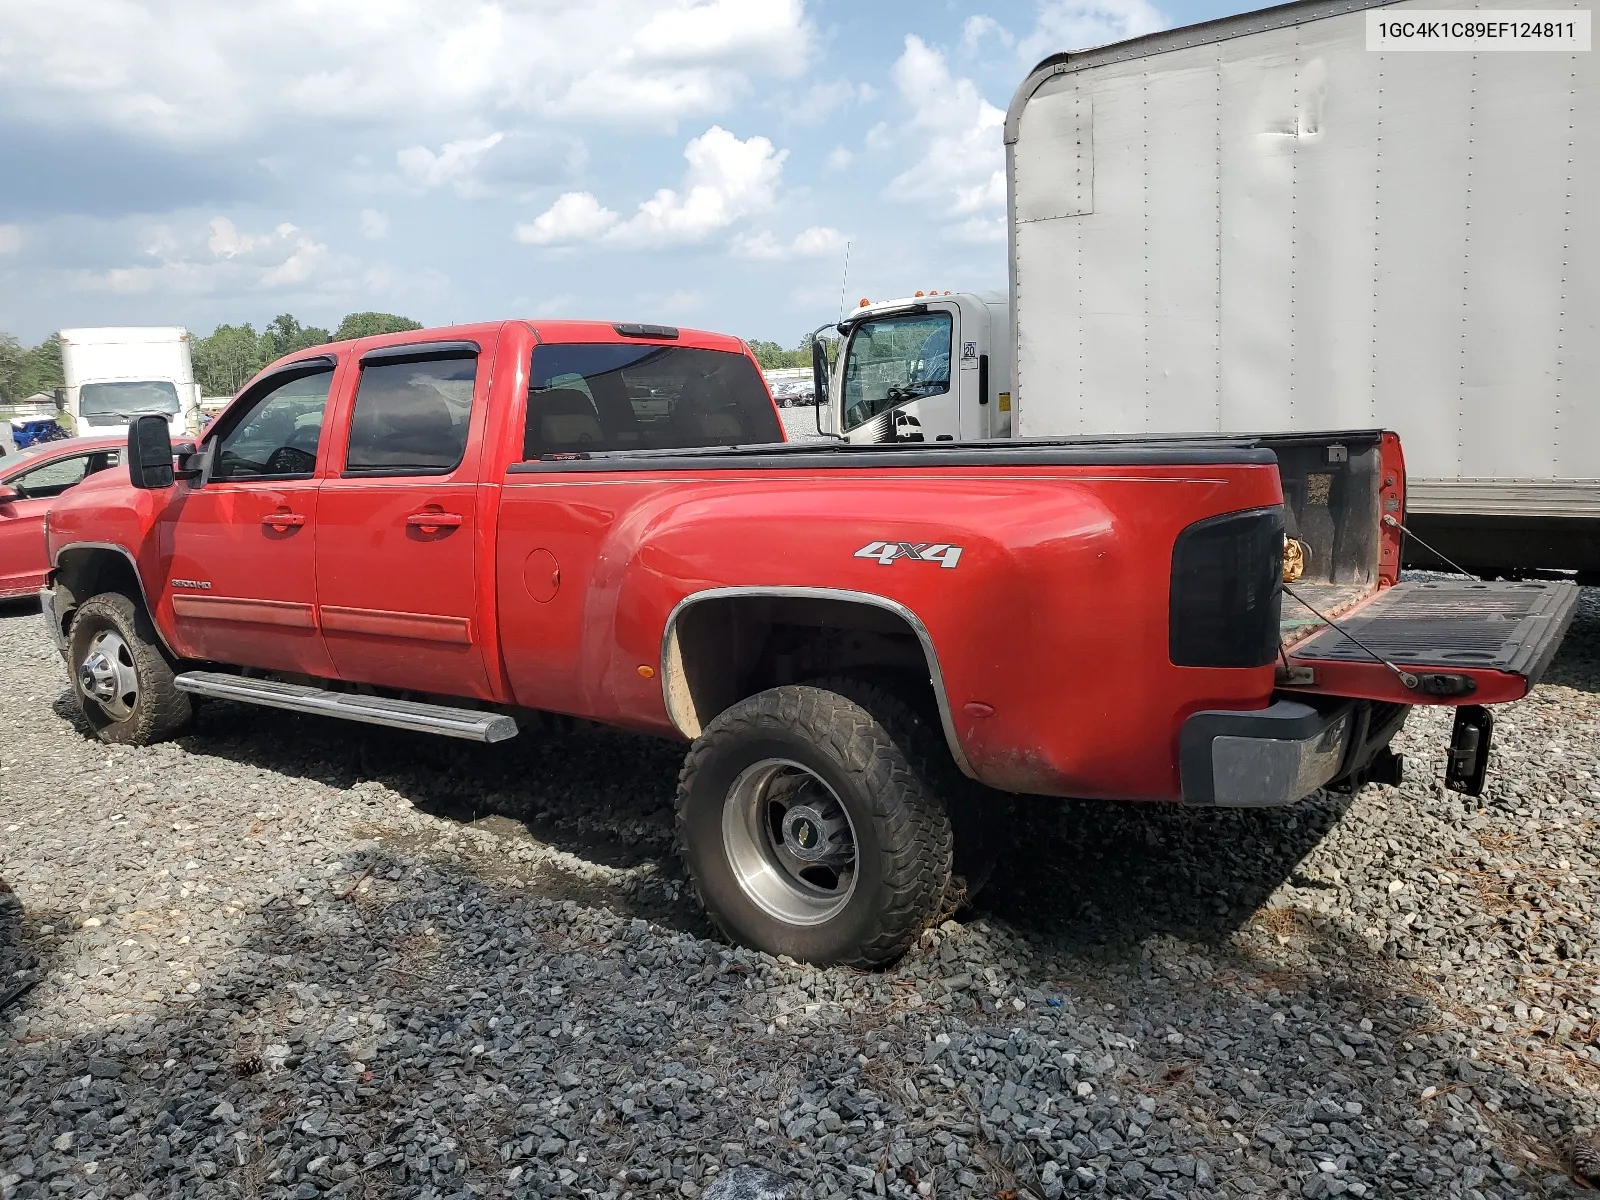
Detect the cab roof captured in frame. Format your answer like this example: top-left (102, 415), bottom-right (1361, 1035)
top-left (286, 319), bottom-right (751, 366)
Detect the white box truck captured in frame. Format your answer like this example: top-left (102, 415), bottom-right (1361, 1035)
top-left (58, 327), bottom-right (202, 440)
top-left (817, 0), bottom-right (1598, 579)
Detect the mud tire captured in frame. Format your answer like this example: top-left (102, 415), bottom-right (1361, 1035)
top-left (676, 679), bottom-right (952, 967)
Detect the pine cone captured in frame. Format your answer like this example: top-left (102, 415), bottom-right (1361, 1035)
top-left (1573, 1132), bottom-right (1600, 1185)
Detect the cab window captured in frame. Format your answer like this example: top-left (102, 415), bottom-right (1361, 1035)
top-left (211, 369), bottom-right (334, 482)
top-left (8, 450), bottom-right (120, 499)
top-left (841, 312), bottom-right (952, 433)
top-left (346, 355), bottom-right (476, 475)
top-left (523, 344), bottom-right (780, 457)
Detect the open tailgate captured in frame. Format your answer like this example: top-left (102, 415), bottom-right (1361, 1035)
top-left (1282, 580), bottom-right (1579, 705)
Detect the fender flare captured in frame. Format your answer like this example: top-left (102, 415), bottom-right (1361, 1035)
top-left (51, 540), bottom-right (179, 658)
top-left (659, 585), bottom-right (976, 780)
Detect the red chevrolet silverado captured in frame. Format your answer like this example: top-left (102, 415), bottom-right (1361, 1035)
top-left (39, 320), bottom-right (1578, 965)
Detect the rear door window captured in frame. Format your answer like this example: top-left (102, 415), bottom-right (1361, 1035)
top-left (346, 354), bottom-right (476, 475)
top-left (524, 344), bottom-right (780, 458)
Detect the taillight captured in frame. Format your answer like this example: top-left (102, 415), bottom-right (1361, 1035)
top-left (1169, 507), bottom-right (1284, 668)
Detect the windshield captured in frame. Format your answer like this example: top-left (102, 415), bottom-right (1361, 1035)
top-left (79, 380), bottom-right (180, 419)
top-left (840, 312), bottom-right (951, 431)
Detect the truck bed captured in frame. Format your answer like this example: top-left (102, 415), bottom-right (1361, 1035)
top-left (1280, 582), bottom-right (1370, 648)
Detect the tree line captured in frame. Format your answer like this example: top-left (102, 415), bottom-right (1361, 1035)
top-left (746, 335), bottom-right (829, 372)
top-left (2, 314), bottom-right (829, 404)
top-left (0, 312), bottom-right (421, 403)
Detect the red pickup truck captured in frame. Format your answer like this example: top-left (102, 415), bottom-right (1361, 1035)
top-left (40, 320), bottom-right (1578, 965)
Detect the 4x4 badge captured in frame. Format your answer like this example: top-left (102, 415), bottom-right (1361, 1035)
top-left (853, 541), bottom-right (963, 569)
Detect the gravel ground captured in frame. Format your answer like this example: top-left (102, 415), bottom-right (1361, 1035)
top-left (777, 407), bottom-right (828, 443)
top-left (2, 587), bottom-right (1598, 1200)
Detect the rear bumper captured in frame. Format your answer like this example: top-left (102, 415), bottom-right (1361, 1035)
top-left (1180, 698), bottom-right (1408, 807)
top-left (40, 585), bottom-right (66, 657)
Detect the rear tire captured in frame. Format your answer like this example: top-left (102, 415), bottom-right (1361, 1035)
top-left (676, 680), bottom-right (952, 967)
top-left (67, 592), bottom-right (192, 746)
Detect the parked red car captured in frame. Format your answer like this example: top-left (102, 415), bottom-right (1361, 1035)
top-left (39, 320), bottom-right (1579, 965)
top-left (0, 435), bottom-right (124, 600)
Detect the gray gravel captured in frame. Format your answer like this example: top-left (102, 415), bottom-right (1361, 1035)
top-left (777, 407), bottom-right (828, 443)
top-left (1, 586), bottom-right (1598, 1200)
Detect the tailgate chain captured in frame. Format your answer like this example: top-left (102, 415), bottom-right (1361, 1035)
top-left (1282, 583), bottom-right (1421, 691)
top-left (1381, 513), bottom-right (1476, 579)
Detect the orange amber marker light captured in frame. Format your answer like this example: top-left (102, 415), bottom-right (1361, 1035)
top-left (637, 665), bottom-right (656, 679)
top-left (859, 298), bottom-right (870, 307)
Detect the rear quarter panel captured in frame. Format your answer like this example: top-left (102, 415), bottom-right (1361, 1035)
top-left (496, 458), bottom-right (1283, 801)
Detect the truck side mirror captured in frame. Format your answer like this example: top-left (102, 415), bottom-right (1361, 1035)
top-left (811, 339), bottom-right (839, 437)
top-left (53, 387), bottom-right (66, 412)
top-left (128, 414), bottom-right (176, 490)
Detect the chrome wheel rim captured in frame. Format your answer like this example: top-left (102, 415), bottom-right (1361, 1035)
top-left (78, 629), bottom-right (138, 721)
top-left (721, 758), bottom-right (858, 926)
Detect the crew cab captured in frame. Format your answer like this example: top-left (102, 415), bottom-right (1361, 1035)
top-left (40, 320), bottom-right (1578, 965)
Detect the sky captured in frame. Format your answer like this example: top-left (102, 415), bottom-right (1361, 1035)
top-left (0, 0), bottom-right (1243, 348)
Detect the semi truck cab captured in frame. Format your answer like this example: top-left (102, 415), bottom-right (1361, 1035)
top-left (821, 292), bottom-right (1011, 445)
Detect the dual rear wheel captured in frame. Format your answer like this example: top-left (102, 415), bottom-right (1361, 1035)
top-left (676, 678), bottom-right (1003, 967)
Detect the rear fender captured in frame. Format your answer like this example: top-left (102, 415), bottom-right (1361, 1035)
top-left (660, 586), bottom-right (975, 778)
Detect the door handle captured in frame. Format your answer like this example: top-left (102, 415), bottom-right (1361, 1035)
top-left (262, 512), bottom-right (306, 530)
top-left (406, 511), bottom-right (464, 532)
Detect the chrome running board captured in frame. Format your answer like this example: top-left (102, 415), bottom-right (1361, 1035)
top-left (173, 671), bottom-right (518, 743)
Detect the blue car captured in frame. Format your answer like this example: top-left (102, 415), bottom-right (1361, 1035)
top-left (9, 416), bottom-right (70, 450)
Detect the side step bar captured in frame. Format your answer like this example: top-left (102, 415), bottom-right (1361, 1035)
top-left (173, 671), bottom-right (518, 743)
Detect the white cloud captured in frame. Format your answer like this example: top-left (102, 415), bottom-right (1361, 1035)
top-left (826, 146), bottom-right (854, 171)
top-left (397, 132), bottom-right (506, 195)
top-left (792, 226), bottom-right (846, 256)
top-left (1019, 0), bottom-right (1168, 59)
top-left (961, 15), bottom-right (1014, 54)
top-left (514, 192), bottom-right (621, 246)
top-left (885, 37), bottom-right (1006, 225)
top-left (0, 226), bottom-right (21, 255)
top-left (76, 216), bottom-right (340, 297)
top-left (787, 79), bottom-right (877, 125)
top-left (656, 289), bottom-right (705, 315)
top-left (949, 216), bottom-right (1007, 244)
top-left (359, 209), bottom-right (390, 240)
top-left (732, 225), bottom-right (845, 260)
top-left (517, 126), bottom-right (785, 250)
top-left (527, 293), bottom-right (579, 318)
top-left (0, 0), bottom-right (813, 143)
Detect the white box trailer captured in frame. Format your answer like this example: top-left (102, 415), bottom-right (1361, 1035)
top-left (1006, 0), bottom-right (1598, 576)
top-left (59, 327), bottom-right (201, 440)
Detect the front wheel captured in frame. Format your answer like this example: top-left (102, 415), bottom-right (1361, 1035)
top-left (676, 681), bottom-right (952, 967)
top-left (67, 592), bottom-right (192, 745)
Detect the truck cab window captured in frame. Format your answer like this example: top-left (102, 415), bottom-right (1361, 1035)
top-left (524, 344), bottom-right (780, 458)
top-left (211, 370), bottom-right (334, 482)
top-left (346, 357), bottom-right (476, 475)
top-left (841, 313), bottom-right (952, 433)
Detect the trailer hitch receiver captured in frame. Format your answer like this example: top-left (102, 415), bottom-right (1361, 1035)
top-left (1444, 705), bottom-right (1493, 797)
